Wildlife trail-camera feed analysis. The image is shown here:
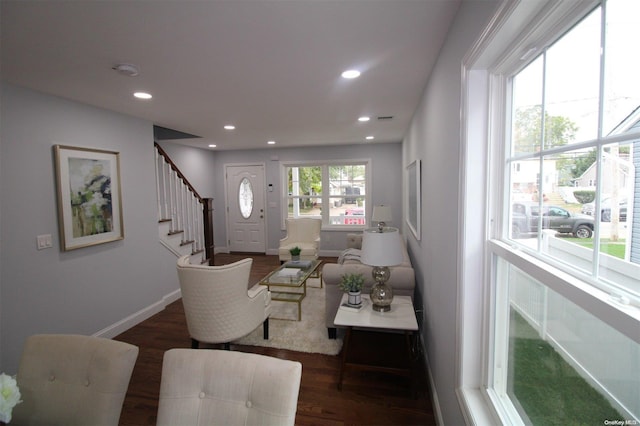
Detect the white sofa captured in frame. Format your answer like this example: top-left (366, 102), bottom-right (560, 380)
top-left (322, 233), bottom-right (416, 338)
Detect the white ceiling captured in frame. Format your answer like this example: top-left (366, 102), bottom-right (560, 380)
top-left (1, 0), bottom-right (461, 151)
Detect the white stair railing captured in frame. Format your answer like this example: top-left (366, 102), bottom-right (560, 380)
top-left (154, 143), bottom-right (213, 264)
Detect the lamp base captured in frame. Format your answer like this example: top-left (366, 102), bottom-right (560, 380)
top-left (370, 281), bottom-right (393, 312)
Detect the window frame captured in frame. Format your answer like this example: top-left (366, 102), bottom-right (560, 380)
top-left (458, 0), bottom-right (640, 424)
top-left (280, 159), bottom-right (371, 230)
top-left (500, 0), bottom-right (640, 305)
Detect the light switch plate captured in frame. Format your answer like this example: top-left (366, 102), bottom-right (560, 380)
top-left (37, 234), bottom-right (53, 250)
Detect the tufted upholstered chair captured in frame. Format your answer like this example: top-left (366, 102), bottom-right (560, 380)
top-left (177, 255), bottom-right (271, 349)
top-left (12, 334), bottom-right (138, 426)
top-left (278, 218), bottom-right (322, 263)
top-left (156, 349), bottom-right (302, 426)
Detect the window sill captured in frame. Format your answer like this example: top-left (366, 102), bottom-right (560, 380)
top-left (457, 387), bottom-right (507, 426)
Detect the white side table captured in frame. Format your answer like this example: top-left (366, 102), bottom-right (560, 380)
top-left (334, 294), bottom-right (419, 395)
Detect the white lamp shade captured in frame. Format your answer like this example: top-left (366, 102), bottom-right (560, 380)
top-left (360, 227), bottom-right (404, 267)
top-left (371, 205), bottom-right (392, 223)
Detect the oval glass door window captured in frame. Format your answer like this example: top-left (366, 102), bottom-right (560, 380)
top-left (238, 177), bottom-right (254, 219)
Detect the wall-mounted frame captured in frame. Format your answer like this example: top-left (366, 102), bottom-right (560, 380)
top-left (406, 159), bottom-right (421, 240)
top-left (54, 145), bottom-right (124, 251)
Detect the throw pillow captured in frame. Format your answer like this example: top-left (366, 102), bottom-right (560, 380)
top-left (338, 248), bottom-right (361, 264)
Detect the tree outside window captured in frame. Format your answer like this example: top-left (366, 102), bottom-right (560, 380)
top-left (284, 162), bottom-right (369, 227)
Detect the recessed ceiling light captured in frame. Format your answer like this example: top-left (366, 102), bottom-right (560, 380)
top-left (358, 116), bottom-right (370, 122)
top-left (113, 63), bottom-right (140, 77)
top-left (366, 136), bottom-right (375, 140)
top-left (133, 92), bottom-right (152, 99)
top-left (267, 141), bottom-right (276, 145)
top-left (224, 125), bottom-right (235, 130)
top-left (208, 144), bottom-right (217, 148)
top-left (341, 69), bottom-right (361, 79)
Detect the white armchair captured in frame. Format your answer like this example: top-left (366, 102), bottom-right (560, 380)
top-left (12, 334), bottom-right (139, 426)
top-left (157, 349), bottom-right (302, 426)
top-left (278, 218), bottom-right (321, 262)
top-left (176, 255), bottom-right (271, 349)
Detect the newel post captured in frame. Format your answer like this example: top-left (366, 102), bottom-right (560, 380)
top-left (203, 198), bottom-right (215, 265)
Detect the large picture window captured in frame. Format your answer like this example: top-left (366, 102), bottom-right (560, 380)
top-left (470, 0), bottom-right (640, 424)
top-left (282, 161), bottom-right (369, 228)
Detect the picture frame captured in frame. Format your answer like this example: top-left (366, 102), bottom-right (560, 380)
top-left (406, 159), bottom-right (421, 240)
top-left (54, 145), bottom-right (124, 251)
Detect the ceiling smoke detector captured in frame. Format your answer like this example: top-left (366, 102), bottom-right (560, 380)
top-left (112, 63), bottom-right (140, 77)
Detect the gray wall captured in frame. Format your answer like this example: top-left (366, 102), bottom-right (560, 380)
top-left (156, 141), bottom-right (217, 199)
top-left (0, 84), bottom-right (179, 372)
top-left (214, 144), bottom-right (403, 254)
top-left (402, 1), bottom-right (498, 424)
top-left (0, 83), bottom-right (402, 373)
top-left (160, 141), bottom-right (403, 254)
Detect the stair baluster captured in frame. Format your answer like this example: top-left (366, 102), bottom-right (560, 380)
top-left (154, 142), bottom-right (213, 265)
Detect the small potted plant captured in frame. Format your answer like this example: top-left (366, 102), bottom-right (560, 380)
top-left (340, 272), bottom-right (365, 306)
top-left (289, 246), bottom-right (302, 261)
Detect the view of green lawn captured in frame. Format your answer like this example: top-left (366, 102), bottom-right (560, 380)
top-left (508, 310), bottom-right (624, 425)
top-left (565, 238), bottom-right (626, 259)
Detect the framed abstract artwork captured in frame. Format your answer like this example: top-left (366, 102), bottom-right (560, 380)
top-left (54, 145), bottom-right (124, 251)
top-left (406, 159), bottom-right (421, 240)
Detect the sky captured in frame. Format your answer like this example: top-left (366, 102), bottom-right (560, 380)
top-left (513, 0), bottom-right (640, 144)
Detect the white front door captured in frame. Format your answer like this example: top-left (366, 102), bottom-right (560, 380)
top-left (225, 164), bottom-right (266, 253)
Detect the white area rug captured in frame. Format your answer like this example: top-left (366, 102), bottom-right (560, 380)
top-left (234, 278), bottom-right (343, 356)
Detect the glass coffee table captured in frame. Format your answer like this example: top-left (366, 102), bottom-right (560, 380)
top-left (259, 259), bottom-right (322, 321)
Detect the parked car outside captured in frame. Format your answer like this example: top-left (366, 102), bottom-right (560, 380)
top-left (344, 207), bottom-right (365, 225)
top-left (581, 197), bottom-right (627, 222)
top-left (512, 202), bottom-right (594, 239)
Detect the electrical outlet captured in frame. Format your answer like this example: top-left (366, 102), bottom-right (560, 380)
top-left (37, 234), bottom-right (53, 250)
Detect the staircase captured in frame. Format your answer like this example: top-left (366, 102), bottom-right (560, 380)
top-left (155, 143), bottom-right (214, 265)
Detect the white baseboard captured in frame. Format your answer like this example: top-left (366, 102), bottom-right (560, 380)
top-left (163, 288), bottom-right (182, 304)
top-left (94, 289), bottom-right (182, 339)
top-left (421, 334), bottom-right (444, 425)
top-left (158, 239), bottom-right (182, 258)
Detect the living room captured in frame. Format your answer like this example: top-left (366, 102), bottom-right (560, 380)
top-left (4, 1), bottom-right (638, 425)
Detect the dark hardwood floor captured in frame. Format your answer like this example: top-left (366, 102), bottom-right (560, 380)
top-left (115, 253), bottom-right (435, 425)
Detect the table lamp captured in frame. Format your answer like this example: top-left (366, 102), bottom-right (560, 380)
top-left (361, 226), bottom-right (404, 312)
top-left (371, 205), bottom-right (392, 232)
